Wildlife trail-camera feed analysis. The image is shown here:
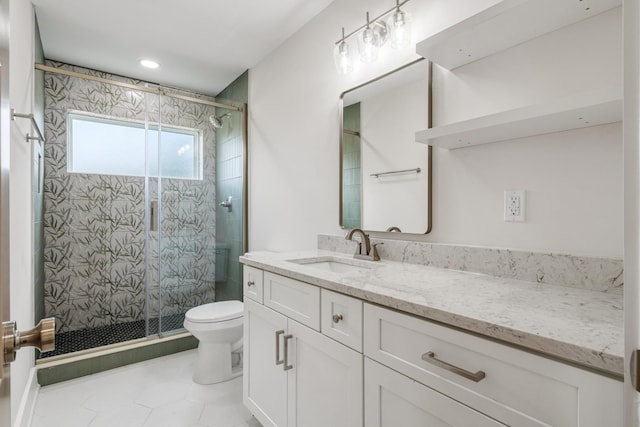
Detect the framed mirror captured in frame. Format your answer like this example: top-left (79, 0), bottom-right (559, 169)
top-left (339, 58), bottom-right (432, 234)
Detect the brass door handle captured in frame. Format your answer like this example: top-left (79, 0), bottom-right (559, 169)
top-left (421, 351), bottom-right (486, 383)
top-left (3, 318), bottom-right (56, 364)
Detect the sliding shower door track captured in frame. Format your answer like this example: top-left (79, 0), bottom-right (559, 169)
top-left (35, 63), bottom-right (242, 111)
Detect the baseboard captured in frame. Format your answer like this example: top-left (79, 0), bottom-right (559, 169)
top-left (13, 367), bottom-right (39, 427)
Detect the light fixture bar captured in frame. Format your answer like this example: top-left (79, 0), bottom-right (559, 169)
top-left (335, 0), bottom-right (410, 45)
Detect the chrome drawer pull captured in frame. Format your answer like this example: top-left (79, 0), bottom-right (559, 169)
top-left (247, 280), bottom-right (255, 287)
top-left (283, 334), bottom-right (293, 371)
top-left (275, 330), bottom-right (285, 365)
top-left (332, 314), bottom-right (343, 323)
top-left (422, 351), bottom-right (486, 383)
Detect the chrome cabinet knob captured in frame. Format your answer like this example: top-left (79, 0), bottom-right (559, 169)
top-left (3, 317), bottom-right (56, 364)
top-left (332, 314), bottom-right (343, 324)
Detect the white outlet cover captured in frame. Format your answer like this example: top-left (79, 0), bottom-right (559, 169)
top-left (504, 190), bottom-right (525, 222)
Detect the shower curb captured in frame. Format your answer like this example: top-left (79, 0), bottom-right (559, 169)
top-left (36, 334), bottom-right (198, 386)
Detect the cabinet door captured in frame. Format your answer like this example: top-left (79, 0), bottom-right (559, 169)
top-left (244, 299), bottom-right (288, 427)
top-left (287, 319), bottom-right (363, 427)
top-left (364, 358), bottom-right (505, 427)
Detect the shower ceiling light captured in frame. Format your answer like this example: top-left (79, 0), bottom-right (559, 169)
top-left (333, 0), bottom-right (412, 74)
top-left (139, 59), bottom-right (160, 69)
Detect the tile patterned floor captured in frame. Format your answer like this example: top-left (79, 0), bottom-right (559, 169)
top-left (40, 314), bottom-right (187, 359)
top-left (32, 349), bottom-right (261, 427)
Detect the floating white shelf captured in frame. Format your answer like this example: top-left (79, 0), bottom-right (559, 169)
top-left (415, 91), bottom-right (622, 150)
top-left (416, 0), bottom-right (621, 70)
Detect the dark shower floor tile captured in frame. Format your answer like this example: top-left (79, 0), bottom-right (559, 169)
top-left (39, 313), bottom-right (186, 359)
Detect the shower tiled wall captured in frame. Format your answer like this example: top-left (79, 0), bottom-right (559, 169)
top-left (214, 71), bottom-right (247, 301)
top-left (43, 61), bottom-right (217, 333)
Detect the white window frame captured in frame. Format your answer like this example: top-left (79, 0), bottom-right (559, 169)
top-left (67, 110), bottom-right (203, 180)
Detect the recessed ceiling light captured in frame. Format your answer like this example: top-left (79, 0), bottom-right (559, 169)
top-left (139, 59), bottom-right (160, 69)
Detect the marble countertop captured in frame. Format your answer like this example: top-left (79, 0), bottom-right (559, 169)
top-left (240, 250), bottom-right (624, 378)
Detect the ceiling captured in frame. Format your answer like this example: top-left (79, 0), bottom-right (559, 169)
top-left (32, 0), bottom-right (335, 96)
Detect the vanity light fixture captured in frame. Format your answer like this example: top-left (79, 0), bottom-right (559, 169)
top-left (334, 0), bottom-right (412, 74)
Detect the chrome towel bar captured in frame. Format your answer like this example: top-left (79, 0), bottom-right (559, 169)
top-left (11, 109), bottom-right (45, 143)
top-left (370, 167), bottom-right (421, 178)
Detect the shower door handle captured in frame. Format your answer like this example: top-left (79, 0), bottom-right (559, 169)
top-left (3, 318), bottom-right (55, 364)
top-left (150, 200), bottom-right (158, 232)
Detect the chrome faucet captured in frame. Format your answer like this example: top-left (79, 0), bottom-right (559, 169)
top-left (345, 228), bottom-right (382, 261)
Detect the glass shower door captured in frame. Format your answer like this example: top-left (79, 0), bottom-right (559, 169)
top-left (41, 72), bottom-right (162, 356)
top-left (40, 64), bottom-right (245, 357)
top-left (155, 95), bottom-right (218, 334)
top-left (144, 91), bottom-right (161, 336)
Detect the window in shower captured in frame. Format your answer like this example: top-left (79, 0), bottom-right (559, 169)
top-left (67, 111), bottom-right (202, 179)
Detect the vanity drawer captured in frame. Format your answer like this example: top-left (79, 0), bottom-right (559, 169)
top-left (243, 266), bottom-right (264, 303)
top-left (264, 272), bottom-right (320, 331)
top-left (321, 289), bottom-right (363, 352)
top-left (363, 303), bottom-right (621, 427)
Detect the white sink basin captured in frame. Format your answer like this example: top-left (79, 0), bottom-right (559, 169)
top-left (288, 256), bottom-right (377, 274)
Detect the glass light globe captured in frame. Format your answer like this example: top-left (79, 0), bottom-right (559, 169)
top-left (334, 40), bottom-right (354, 75)
top-left (358, 26), bottom-right (379, 63)
top-left (389, 8), bottom-right (412, 49)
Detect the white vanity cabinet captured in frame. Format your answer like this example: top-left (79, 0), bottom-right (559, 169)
top-left (243, 268), bottom-right (363, 427)
top-left (242, 264), bottom-right (622, 426)
top-left (363, 303), bottom-right (622, 427)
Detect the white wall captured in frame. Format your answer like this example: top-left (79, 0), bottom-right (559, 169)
top-left (427, 7), bottom-right (623, 258)
top-left (248, 0), bottom-right (623, 259)
top-left (9, 0), bottom-right (35, 422)
top-left (361, 77), bottom-right (428, 232)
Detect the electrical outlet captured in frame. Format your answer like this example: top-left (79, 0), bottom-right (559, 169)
top-left (504, 190), bottom-right (525, 222)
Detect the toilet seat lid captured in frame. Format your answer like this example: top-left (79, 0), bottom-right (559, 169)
top-left (185, 300), bottom-right (244, 323)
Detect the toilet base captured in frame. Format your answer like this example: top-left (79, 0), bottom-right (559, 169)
top-left (193, 341), bottom-right (242, 385)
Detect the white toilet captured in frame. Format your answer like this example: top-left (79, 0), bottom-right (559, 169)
top-left (183, 300), bottom-right (244, 384)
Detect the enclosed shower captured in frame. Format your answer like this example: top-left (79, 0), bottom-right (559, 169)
top-left (36, 61), bottom-right (247, 358)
